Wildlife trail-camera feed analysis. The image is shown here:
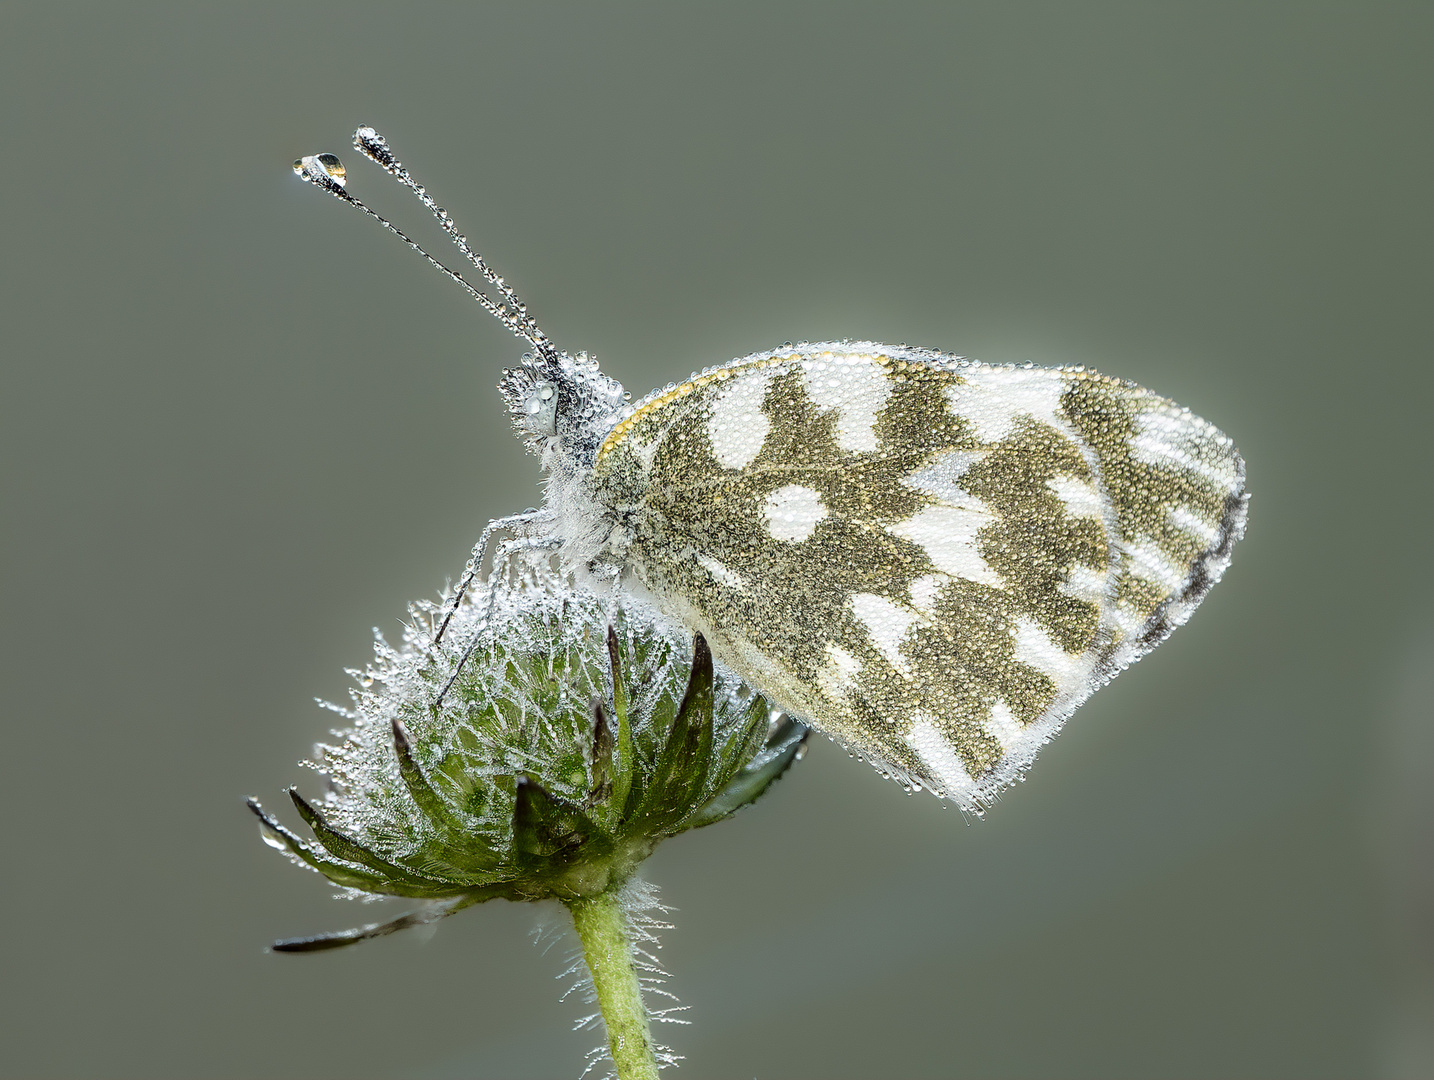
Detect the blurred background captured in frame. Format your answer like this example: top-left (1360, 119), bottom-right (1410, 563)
top-left (2, 3), bottom-right (1431, 1077)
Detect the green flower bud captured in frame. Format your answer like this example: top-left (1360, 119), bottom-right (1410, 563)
top-left (249, 576), bottom-right (806, 952)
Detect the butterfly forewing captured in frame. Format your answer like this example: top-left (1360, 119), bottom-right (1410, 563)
top-left (591, 344), bottom-right (1246, 809)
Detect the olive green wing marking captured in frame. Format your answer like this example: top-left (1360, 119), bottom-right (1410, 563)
top-left (591, 344), bottom-right (1245, 808)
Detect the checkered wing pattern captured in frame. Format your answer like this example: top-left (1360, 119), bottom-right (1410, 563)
top-left (590, 344), bottom-right (1246, 809)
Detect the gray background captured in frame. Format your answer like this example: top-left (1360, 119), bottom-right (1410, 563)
top-left (3, 3), bottom-right (1431, 1077)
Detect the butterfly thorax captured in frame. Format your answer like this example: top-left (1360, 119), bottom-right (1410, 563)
top-left (494, 350), bottom-right (627, 558)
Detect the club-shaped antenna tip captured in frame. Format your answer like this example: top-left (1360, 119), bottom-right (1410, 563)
top-left (352, 126), bottom-right (395, 169)
top-left (293, 124), bottom-right (558, 359)
top-left (292, 153), bottom-right (347, 188)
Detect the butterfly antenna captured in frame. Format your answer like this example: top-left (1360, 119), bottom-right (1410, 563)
top-left (292, 127), bottom-right (559, 364)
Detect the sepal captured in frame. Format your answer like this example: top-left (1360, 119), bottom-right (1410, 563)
top-left (253, 579), bottom-right (807, 950)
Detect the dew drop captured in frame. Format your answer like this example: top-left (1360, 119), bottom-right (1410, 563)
top-left (292, 152), bottom-right (347, 187)
top-left (259, 825), bottom-right (287, 851)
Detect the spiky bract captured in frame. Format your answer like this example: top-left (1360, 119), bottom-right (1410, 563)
top-left (249, 573), bottom-right (806, 951)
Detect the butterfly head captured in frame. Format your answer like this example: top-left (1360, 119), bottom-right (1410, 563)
top-left (291, 128), bottom-right (631, 475)
top-left (499, 349), bottom-right (627, 469)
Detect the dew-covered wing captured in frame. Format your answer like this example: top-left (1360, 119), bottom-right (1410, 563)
top-left (591, 343), bottom-right (1246, 809)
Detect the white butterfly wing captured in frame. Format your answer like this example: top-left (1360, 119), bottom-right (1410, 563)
top-left (590, 343), bottom-right (1246, 808)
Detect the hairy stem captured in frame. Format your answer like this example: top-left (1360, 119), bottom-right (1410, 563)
top-left (565, 891), bottom-right (660, 1080)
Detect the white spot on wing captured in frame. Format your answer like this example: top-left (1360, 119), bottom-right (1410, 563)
top-left (908, 572), bottom-right (947, 611)
top-left (890, 503), bottom-right (1001, 586)
top-left (696, 553), bottom-right (745, 591)
top-left (1107, 599), bottom-right (1148, 642)
top-left (800, 353), bottom-right (892, 453)
top-left (1168, 505), bottom-right (1221, 547)
top-left (1129, 409), bottom-right (1240, 489)
top-left (763, 484), bottom-right (827, 543)
top-left (850, 592), bottom-right (916, 672)
top-left (1047, 474), bottom-right (1105, 520)
top-left (947, 368), bottom-right (1067, 444)
top-left (633, 437), bottom-right (661, 472)
top-left (906, 714), bottom-right (976, 798)
top-left (708, 371), bottom-right (772, 469)
top-left (903, 449), bottom-right (983, 502)
top-left (1125, 537), bottom-right (1188, 594)
top-left (984, 699), bottom-right (1024, 752)
top-left (1012, 617), bottom-right (1094, 693)
top-left (1060, 563), bottom-right (1110, 605)
top-left (823, 643), bottom-right (861, 690)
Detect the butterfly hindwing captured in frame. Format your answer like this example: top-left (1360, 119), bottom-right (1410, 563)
top-left (590, 344), bottom-right (1246, 808)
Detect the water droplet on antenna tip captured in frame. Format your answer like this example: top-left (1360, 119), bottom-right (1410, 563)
top-left (292, 153), bottom-right (347, 187)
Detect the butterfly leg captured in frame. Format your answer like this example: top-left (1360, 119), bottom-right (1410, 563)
top-left (434, 531), bottom-right (562, 708)
top-left (485, 533), bottom-right (564, 586)
top-left (433, 509), bottom-right (544, 645)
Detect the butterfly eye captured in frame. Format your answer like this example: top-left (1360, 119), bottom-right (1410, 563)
top-left (522, 381), bottom-right (559, 436)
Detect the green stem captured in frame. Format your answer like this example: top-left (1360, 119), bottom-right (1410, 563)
top-left (565, 891), bottom-right (660, 1080)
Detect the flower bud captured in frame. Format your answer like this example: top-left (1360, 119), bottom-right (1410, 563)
top-left (249, 575), bottom-right (806, 951)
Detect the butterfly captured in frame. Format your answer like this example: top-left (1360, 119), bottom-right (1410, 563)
top-left (294, 128), bottom-right (1248, 812)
